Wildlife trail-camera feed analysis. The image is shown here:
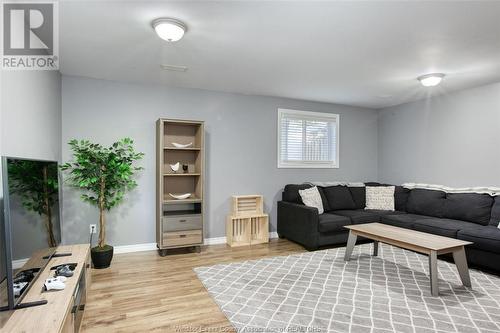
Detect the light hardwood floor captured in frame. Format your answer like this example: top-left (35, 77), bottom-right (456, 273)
top-left (81, 239), bottom-right (305, 333)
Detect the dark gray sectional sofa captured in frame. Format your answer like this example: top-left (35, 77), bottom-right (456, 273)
top-left (277, 182), bottom-right (500, 272)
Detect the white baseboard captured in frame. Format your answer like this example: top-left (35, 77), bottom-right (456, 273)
top-left (11, 234), bottom-right (280, 264)
top-left (114, 243), bottom-right (157, 254)
top-left (205, 232), bottom-right (278, 245)
top-left (113, 232), bottom-right (279, 254)
top-left (203, 236), bottom-right (227, 245)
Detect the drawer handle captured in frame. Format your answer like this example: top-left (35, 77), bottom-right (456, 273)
top-left (86, 263), bottom-right (90, 268)
top-left (179, 234), bottom-right (187, 238)
top-left (179, 219), bottom-right (187, 222)
top-left (71, 305), bottom-right (77, 314)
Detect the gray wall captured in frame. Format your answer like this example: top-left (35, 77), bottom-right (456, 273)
top-left (378, 81), bottom-right (500, 187)
top-left (1, 71), bottom-right (62, 161)
top-left (61, 76), bottom-right (379, 245)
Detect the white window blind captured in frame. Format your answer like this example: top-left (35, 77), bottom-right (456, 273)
top-left (278, 109), bottom-right (339, 168)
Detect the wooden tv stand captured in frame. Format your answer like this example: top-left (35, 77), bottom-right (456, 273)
top-left (0, 244), bottom-right (91, 333)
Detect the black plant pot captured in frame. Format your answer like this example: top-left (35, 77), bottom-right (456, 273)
top-left (91, 245), bottom-right (113, 269)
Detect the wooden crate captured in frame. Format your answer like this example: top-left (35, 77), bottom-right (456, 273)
top-left (249, 216), bottom-right (269, 245)
top-left (226, 216), bottom-right (251, 247)
top-left (226, 214), bottom-right (269, 247)
top-left (231, 195), bottom-right (263, 216)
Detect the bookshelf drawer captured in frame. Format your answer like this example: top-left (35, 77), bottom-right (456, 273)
top-left (163, 215), bottom-right (202, 231)
top-left (163, 230), bottom-right (202, 247)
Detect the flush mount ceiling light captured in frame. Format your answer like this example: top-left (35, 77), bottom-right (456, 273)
top-left (417, 73), bottom-right (445, 87)
top-left (152, 18), bottom-right (187, 42)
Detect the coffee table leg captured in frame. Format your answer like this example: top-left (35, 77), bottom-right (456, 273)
top-left (344, 231), bottom-right (357, 261)
top-left (373, 241), bottom-right (379, 256)
top-left (429, 250), bottom-right (439, 296)
top-left (453, 247), bottom-right (471, 288)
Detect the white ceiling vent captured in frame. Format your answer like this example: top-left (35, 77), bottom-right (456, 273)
top-left (160, 64), bottom-right (188, 72)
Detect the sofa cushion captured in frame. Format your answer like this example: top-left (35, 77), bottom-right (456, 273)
top-left (349, 186), bottom-right (366, 209)
top-left (380, 213), bottom-right (430, 228)
top-left (335, 209), bottom-right (406, 225)
top-left (283, 184), bottom-right (312, 203)
top-left (318, 213), bottom-right (351, 233)
top-left (442, 193), bottom-right (493, 226)
top-left (457, 226), bottom-right (500, 254)
top-left (406, 189), bottom-right (446, 218)
top-left (395, 186), bottom-right (411, 212)
top-left (334, 210), bottom-right (380, 224)
top-left (489, 196), bottom-right (500, 226)
top-left (364, 182), bottom-right (384, 187)
top-left (367, 210), bottom-right (407, 217)
top-left (323, 186), bottom-right (356, 211)
top-left (412, 218), bottom-right (478, 238)
top-left (283, 184), bottom-right (330, 211)
top-left (317, 187), bottom-right (331, 212)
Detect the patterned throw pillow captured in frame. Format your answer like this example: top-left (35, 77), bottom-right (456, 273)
top-left (365, 186), bottom-right (395, 211)
top-left (299, 186), bottom-right (324, 214)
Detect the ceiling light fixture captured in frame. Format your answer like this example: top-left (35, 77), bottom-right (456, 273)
top-left (152, 18), bottom-right (187, 42)
top-left (417, 73), bottom-right (445, 87)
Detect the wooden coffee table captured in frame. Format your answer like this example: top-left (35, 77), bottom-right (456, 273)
top-left (344, 223), bottom-right (473, 296)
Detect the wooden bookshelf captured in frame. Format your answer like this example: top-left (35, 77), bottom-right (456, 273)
top-left (156, 119), bottom-right (204, 256)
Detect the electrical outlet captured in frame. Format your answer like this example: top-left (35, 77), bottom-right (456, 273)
top-left (89, 224), bottom-right (97, 234)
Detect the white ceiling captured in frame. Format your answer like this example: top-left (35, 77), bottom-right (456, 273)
top-left (59, 1), bottom-right (500, 109)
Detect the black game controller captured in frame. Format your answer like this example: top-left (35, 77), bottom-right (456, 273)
top-left (50, 263), bottom-right (77, 278)
top-left (50, 263), bottom-right (77, 271)
top-left (13, 268), bottom-right (40, 284)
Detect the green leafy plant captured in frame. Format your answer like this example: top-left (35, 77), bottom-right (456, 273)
top-left (61, 138), bottom-right (144, 248)
top-left (8, 160), bottom-right (59, 247)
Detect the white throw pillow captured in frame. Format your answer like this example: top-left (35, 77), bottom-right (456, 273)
top-left (299, 186), bottom-right (324, 214)
top-left (365, 186), bottom-right (395, 211)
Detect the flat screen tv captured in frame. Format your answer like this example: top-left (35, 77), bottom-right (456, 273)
top-left (0, 157), bottom-right (62, 310)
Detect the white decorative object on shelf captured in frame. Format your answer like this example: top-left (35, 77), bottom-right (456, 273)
top-left (169, 162), bottom-right (180, 172)
top-left (168, 193), bottom-right (192, 200)
top-left (172, 142), bottom-right (193, 148)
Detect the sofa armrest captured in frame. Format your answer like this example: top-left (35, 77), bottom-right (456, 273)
top-left (277, 201), bottom-right (320, 250)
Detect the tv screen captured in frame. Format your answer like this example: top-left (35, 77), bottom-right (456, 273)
top-left (0, 157), bottom-right (61, 310)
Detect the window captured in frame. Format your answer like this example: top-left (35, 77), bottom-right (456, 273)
top-left (277, 108), bottom-right (339, 168)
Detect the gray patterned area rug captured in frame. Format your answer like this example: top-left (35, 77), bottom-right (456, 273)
top-left (194, 244), bottom-right (500, 333)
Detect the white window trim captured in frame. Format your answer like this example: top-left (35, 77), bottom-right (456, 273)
top-left (277, 108), bottom-right (340, 169)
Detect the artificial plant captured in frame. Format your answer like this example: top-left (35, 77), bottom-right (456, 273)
top-left (8, 160), bottom-right (59, 247)
top-left (61, 138), bottom-right (144, 249)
